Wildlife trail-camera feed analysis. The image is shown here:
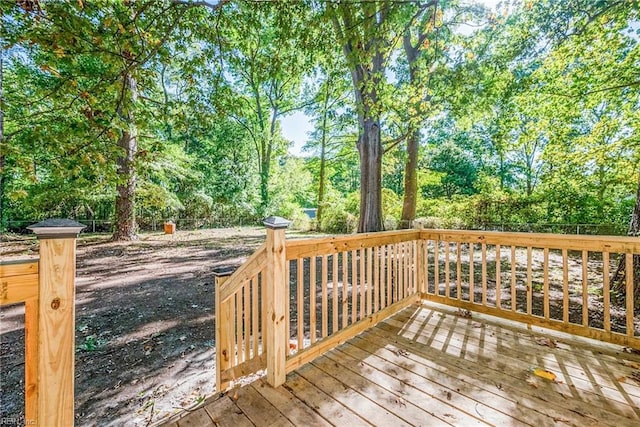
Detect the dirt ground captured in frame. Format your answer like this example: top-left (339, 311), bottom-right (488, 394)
top-left (0, 227), bottom-right (307, 426)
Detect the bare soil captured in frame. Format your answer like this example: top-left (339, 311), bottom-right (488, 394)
top-left (0, 227), bottom-right (304, 426)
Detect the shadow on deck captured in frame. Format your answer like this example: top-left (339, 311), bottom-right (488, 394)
top-left (161, 302), bottom-right (640, 426)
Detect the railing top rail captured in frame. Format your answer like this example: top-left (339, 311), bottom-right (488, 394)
top-left (286, 229), bottom-right (421, 260)
top-left (420, 229), bottom-right (640, 253)
top-left (0, 258), bottom-right (39, 267)
top-left (218, 243), bottom-right (267, 303)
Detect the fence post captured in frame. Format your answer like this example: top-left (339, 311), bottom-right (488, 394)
top-left (27, 219), bottom-right (85, 427)
top-left (263, 216), bottom-right (290, 387)
top-left (213, 266), bottom-right (236, 392)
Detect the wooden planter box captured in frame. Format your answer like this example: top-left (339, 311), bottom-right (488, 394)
top-left (163, 222), bottom-right (176, 234)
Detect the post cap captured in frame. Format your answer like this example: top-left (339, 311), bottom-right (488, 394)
top-left (212, 265), bottom-right (237, 277)
top-left (27, 218), bottom-right (86, 238)
top-left (262, 216), bottom-right (291, 229)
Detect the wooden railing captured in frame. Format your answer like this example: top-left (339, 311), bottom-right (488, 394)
top-left (284, 230), bottom-right (422, 372)
top-left (214, 244), bottom-right (267, 391)
top-left (215, 221), bottom-right (640, 391)
top-left (420, 230), bottom-right (640, 348)
top-left (0, 219), bottom-right (84, 426)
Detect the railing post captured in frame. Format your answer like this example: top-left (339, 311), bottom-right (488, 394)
top-left (213, 266), bottom-right (236, 392)
top-left (27, 219), bottom-right (85, 427)
top-left (263, 216), bottom-right (290, 387)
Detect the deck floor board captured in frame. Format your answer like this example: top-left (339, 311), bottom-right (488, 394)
top-left (161, 302), bottom-right (640, 427)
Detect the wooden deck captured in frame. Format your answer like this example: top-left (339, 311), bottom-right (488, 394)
top-left (162, 302), bottom-right (640, 427)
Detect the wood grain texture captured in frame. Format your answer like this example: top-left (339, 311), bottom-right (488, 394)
top-left (218, 245), bottom-right (266, 303)
top-left (421, 229), bottom-right (640, 253)
top-left (265, 226), bottom-right (287, 387)
top-left (25, 298), bottom-right (39, 424)
top-left (0, 273), bottom-right (38, 305)
top-left (37, 237), bottom-right (76, 427)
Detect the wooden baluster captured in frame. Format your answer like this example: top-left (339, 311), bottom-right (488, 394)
top-left (310, 256), bottom-right (317, 344)
top-left (445, 242), bottom-right (451, 299)
top-left (527, 247), bottom-right (533, 315)
top-left (562, 249), bottom-right (569, 324)
top-left (510, 246), bottom-right (516, 311)
top-left (252, 277), bottom-right (258, 357)
top-left (28, 219), bottom-right (84, 426)
top-left (603, 252), bottom-right (611, 333)
top-left (351, 250), bottom-right (357, 324)
top-left (374, 246), bottom-right (380, 312)
top-left (322, 254), bottom-right (328, 338)
top-left (434, 241), bottom-right (440, 297)
top-left (543, 248), bottom-right (550, 320)
top-left (24, 299), bottom-right (38, 424)
top-left (360, 248), bottom-right (366, 319)
top-left (386, 245), bottom-right (392, 306)
top-left (469, 243), bottom-right (474, 303)
top-left (496, 244), bottom-right (501, 308)
top-left (235, 293), bottom-right (242, 363)
top-left (626, 254), bottom-right (634, 337)
top-left (582, 251), bottom-right (589, 327)
top-left (482, 243), bottom-right (487, 306)
top-left (398, 242), bottom-right (407, 300)
top-left (214, 268), bottom-right (234, 392)
top-left (342, 252), bottom-right (348, 330)
top-left (456, 242), bottom-right (462, 300)
top-left (297, 259), bottom-right (304, 352)
top-left (332, 254), bottom-right (339, 333)
top-left (424, 240), bottom-right (430, 295)
top-left (244, 282), bottom-right (250, 361)
top-left (367, 247), bottom-right (373, 315)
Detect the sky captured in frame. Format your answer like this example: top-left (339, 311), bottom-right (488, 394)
top-left (281, 0), bottom-right (503, 157)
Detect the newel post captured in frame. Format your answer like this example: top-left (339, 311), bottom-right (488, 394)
top-left (27, 219), bottom-right (85, 427)
top-left (263, 216), bottom-right (290, 387)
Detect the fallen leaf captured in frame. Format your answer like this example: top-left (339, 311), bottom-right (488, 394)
top-left (622, 347), bottom-right (640, 355)
top-left (456, 309), bottom-right (472, 319)
top-left (617, 376), bottom-right (627, 383)
top-left (533, 368), bottom-right (557, 381)
top-left (535, 337), bottom-right (557, 348)
top-left (621, 360), bottom-right (640, 369)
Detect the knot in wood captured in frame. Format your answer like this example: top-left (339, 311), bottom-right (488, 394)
top-left (51, 297), bottom-right (61, 310)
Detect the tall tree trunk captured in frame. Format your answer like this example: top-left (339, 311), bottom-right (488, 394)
top-left (357, 117), bottom-right (383, 232)
top-left (400, 130), bottom-right (418, 229)
top-left (400, 31), bottom-right (419, 230)
top-left (112, 73), bottom-right (138, 241)
top-left (612, 170), bottom-right (640, 304)
top-left (316, 82), bottom-right (331, 228)
top-left (331, 3), bottom-right (385, 233)
top-left (317, 127), bottom-right (327, 228)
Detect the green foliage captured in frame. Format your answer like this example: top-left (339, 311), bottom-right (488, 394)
top-left (1, 1), bottom-right (637, 237)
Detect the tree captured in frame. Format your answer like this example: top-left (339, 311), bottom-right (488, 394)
top-left (3, 0), bottom-right (227, 239)
top-left (215, 2), bottom-right (316, 215)
top-left (328, 1), bottom-right (418, 232)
